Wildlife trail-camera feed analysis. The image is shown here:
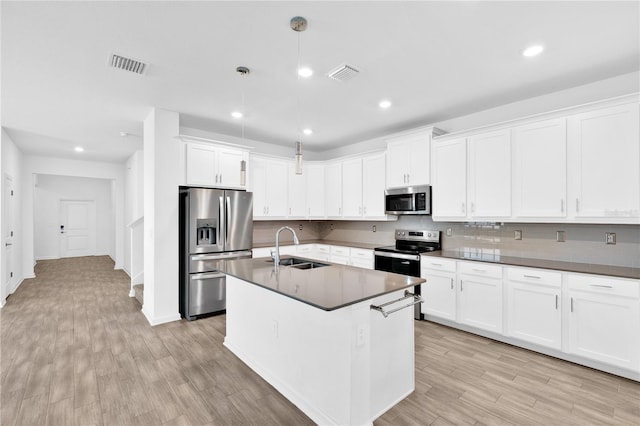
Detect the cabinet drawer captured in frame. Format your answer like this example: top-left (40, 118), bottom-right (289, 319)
top-left (330, 245), bottom-right (351, 256)
top-left (568, 274), bottom-right (640, 299)
top-left (459, 261), bottom-right (502, 279)
top-left (316, 245), bottom-right (331, 254)
top-left (507, 267), bottom-right (561, 287)
top-left (351, 248), bottom-right (373, 260)
top-left (296, 244), bottom-right (315, 254)
top-left (421, 256), bottom-right (456, 272)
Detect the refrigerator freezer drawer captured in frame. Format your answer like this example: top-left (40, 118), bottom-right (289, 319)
top-left (187, 272), bottom-right (226, 319)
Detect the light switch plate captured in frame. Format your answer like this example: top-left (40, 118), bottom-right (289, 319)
top-left (446, 228), bottom-right (452, 237)
top-left (606, 232), bottom-right (616, 245)
top-left (556, 231), bottom-right (566, 242)
top-left (514, 230), bottom-right (522, 240)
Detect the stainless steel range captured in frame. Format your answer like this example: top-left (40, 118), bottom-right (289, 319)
top-left (374, 229), bottom-right (441, 319)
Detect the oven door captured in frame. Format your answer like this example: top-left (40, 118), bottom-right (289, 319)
top-left (374, 251), bottom-right (421, 277)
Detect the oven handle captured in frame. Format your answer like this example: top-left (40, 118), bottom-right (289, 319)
top-left (374, 251), bottom-right (420, 261)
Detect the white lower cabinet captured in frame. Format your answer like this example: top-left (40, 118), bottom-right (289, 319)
top-left (349, 248), bottom-right (374, 270)
top-left (329, 245), bottom-right (350, 265)
top-left (420, 258), bottom-right (457, 321)
top-left (457, 262), bottom-right (503, 334)
top-left (567, 273), bottom-right (640, 371)
top-left (506, 267), bottom-right (562, 350)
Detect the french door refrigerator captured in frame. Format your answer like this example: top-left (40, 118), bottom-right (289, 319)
top-left (179, 187), bottom-right (253, 320)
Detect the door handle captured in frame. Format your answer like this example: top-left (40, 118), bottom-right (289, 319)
top-left (225, 196), bottom-right (230, 244)
top-left (5, 243), bottom-right (12, 247)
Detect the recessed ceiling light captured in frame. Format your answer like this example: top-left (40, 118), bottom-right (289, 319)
top-left (74, 146), bottom-right (84, 152)
top-left (303, 128), bottom-right (313, 135)
top-left (379, 100), bottom-right (392, 109)
top-left (231, 111), bottom-right (243, 119)
top-left (523, 45), bottom-right (544, 57)
top-left (298, 67), bottom-right (313, 78)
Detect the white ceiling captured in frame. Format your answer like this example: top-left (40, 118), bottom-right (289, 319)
top-left (2, 1), bottom-right (639, 163)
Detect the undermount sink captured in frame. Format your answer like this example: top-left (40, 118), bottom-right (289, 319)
top-left (266, 256), bottom-right (329, 269)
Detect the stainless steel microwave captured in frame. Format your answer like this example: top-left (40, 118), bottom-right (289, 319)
top-left (385, 185), bottom-right (431, 215)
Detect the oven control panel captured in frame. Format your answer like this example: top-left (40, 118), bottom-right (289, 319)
top-left (395, 229), bottom-right (440, 242)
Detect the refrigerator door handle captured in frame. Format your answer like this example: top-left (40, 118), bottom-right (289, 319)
top-left (218, 196), bottom-right (224, 247)
top-left (226, 196), bottom-right (231, 245)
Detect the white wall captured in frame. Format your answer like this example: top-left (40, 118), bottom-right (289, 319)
top-left (124, 149), bottom-right (144, 276)
top-left (1, 128), bottom-right (24, 305)
top-left (33, 174), bottom-right (113, 260)
top-left (21, 155), bottom-right (125, 278)
top-left (143, 108), bottom-right (181, 326)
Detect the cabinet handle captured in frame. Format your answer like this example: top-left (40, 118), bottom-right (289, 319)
top-left (219, 173), bottom-right (222, 183)
top-left (450, 278), bottom-right (453, 290)
top-left (215, 174), bottom-right (218, 183)
top-left (472, 268), bottom-right (486, 273)
top-left (523, 275), bottom-right (541, 279)
top-left (308, 208), bottom-right (311, 216)
top-left (560, 199), bottom-right (564, 214)
top-left (555, 295), bottom-right (558, 310)
top-left (339, 207), bottom-right (342, 215)
top-left (590, 284), bottom-right (613, 289)
top-left (407, 173), bottom-right (410, 184)
top-left (430, 262), bottom-right (442, 266)
top-left (471, 202), bottom-right (475, 214)
top-left (460, 280), bottom-right (463, 291)
top-left (576, 198), bottom-right (580, 213)
top-left (359, 206), bottom-right (362, 215)
top-left (570, 297), bottom-right (574, 312)
top-left (461, 202), bottom-right (466, 214)
top-left (364, 206), bottom-right (367, 215)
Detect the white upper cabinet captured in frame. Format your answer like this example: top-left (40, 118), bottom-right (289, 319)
top-left (325, 162), bottom-right (343, 218)
top-left (342, 157), bottom-right (364, 218)
top-left (468, 129), bottom-right (511, 218)
top-left (567, 103), bottom-right (640, 222)
top-left (362, 152), bottom-right (387, 218)
top-left (512, 118), bottom-right (567, 219)
top-left (431, 138), bottom-right (467, 219)
top-left (306, 163), bottom-right (326, 219)
top-left (288, 163), bottom-right (307, 219)
top-left (185, 142), bottom-right (248, 189)
top-left (386, 130), bottom-right (432, 188)
top-left (250, 155), bottom-right (288, 219)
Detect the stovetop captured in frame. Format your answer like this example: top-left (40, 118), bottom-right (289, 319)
top-left (375, 229), bottom-right (441, 255)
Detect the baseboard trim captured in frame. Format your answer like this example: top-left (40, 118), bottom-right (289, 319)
top-left (142, 307), bottom-right (181, 326)
top-left (35, 256), bottom-right (59, 261)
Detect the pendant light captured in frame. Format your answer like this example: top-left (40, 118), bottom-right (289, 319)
top-left (236, 66), bottom-right (250, 186)
top-left (291, 16), bottom-right (307, 175)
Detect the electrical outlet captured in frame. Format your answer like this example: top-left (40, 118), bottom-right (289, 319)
top-left (372, 225), bottom-right (376, 232)
top-left (514, 230), bottom-right (522, 240)
top-left (298, 224), bottom-right (303, 231)
top-left (606, 232), bottom-right (616, 245)
top-left (556, 231), bottom-right (566, 242)
top-left (446, 228), bottom-right (452, 237)
top-left (330, 223), bottom-right (334, 231)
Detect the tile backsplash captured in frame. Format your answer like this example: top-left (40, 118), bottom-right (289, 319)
top-left (255, 217), bottom-right (639, 268)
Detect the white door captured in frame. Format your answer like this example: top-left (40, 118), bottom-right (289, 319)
top-left (386, 140), bottom-right (408, 188)
top-left (288, 163), bottom-right (306, 218)
top-left (59, 200), bottom-right (96, 258)
top-left (3, 175), bottom-right (15, 299)
top-left (362, 153), bottom-right (387, 217)
top-left (407, 133), bottom-right (430, 185)
top-left (325, 162), bottom-right (342, 217)
top-left (218, 148), bottom-right (245, 188)
top-left (420, 272), bottom-right (456, 321)
top-left (431, 138), bottom-right (467, 219)
top-left (306, 163), bottom-right (325, 219)
top-left (341, 158), bottom-right (363, 218)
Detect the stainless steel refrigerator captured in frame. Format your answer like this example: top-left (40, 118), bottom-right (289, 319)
top-left (179, 187), bottom-right (253, 320)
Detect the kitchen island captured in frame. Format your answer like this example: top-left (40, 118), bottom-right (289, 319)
top-left (218, 257), bottom-right (425, 426)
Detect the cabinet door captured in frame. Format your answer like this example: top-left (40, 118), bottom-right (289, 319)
top-left (217, 148), bottom-right (246, 188)
top-left (458, 275), bottom-right (503, 334)
top-left (468, 129), bottom-right (511, 218)
top-left (306, 163), bottom-right (326, 218)
top-left (420, 271), bottom-right (456, 321)
top-left (568, 103), bottom-right (640, 220)
top-left (325, 162), bottom-right (343, 217)
top-left (249, 156), bottom-right (267, 218)
top-left (288, 163), bottom-right (307, 218)
top-left (407, 133), bottom-right (430, 185)
top-left (265, 160), bottom-right (288, 218)
top-left (342, 158), bottom-right (363, 218)
top-left (431, 138), bottom-right (467, 219)
top-left (512, 119), bottom-right (567, 218)
top-left (362, 153), bottom-right (386, 217)
top-left (386, 141), bottom-right (409, 188)
top-left (506, 280), bottom-right (561, 350)
top-left (568, 291), bottom-right (640, 370)
top-left (186, 143), bottom-right (218, 186)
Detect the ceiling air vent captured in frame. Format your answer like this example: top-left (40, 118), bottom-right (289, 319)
top-left (327, 64), bottom-right (360, 82)
top-left (109, 53), bottom-right (147, 75)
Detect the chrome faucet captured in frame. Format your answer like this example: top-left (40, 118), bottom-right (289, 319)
top-left (273, 226), bottom-right (300, 267)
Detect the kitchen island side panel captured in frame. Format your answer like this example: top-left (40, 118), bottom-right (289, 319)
top-left (223, 275), bottom-right (414, 425)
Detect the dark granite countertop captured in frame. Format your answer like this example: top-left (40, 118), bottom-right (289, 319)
top-left (423, 250), bottom-right (640, 280)
top-left (218, 256), bottom-right (425, 311)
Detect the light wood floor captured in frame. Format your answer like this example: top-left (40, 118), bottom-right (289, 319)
top-left (1, 256), bottom-right (639, 425)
